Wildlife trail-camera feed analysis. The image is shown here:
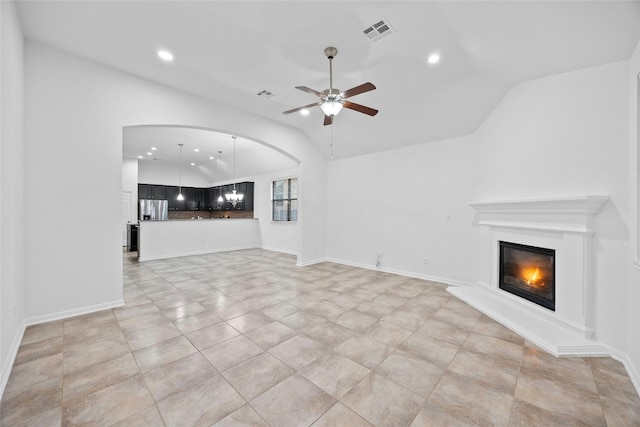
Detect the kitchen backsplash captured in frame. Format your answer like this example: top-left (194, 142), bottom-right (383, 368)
top-left (167, 210), bottom-right (254, 220)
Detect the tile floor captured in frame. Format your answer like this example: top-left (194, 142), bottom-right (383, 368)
top-left (1, 248), bottom-right (640, 426)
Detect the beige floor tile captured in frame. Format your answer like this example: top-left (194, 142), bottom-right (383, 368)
top-left (244, 321), bottom-right (298, 349)
top-left (334, 335), bottom-right (395, 369)
top-left (5, 406), bottom-right (62, 427)
top-left (400, 332), bottom-right (460, 368)
top-left (375, 349), bottom-right (444, 397)
top-left (143, 352), bottom-right (217, 401)
top-left (415, 318), bottom-right (470, 346)
top-left (251, 374), bottom-right (336, 427)
top-left (63, 352), bottom-right (139, 400)
top-left (515, 366), bottom-right (606, 425)
top-left (13, 336), bottom-right (63, 366)
top-left (185, 322), bottom-right (240, 351)
top-left (226, 311), bottom-right (274, 333)
top-left (133, 335), bottom-right (199, 372)
top-left (111, 406), bottom-right (166, 427)
top-left (212, 404), bottom-right (269, 427)
top-left (222, 352), bottom-right (294, 400)
top-left (156, 374), bottom-right (245, 427)
top-left (3, 249), bottom-right (638, 427)
top-left (341, 372), bottom-right (425, 426)
top-left (312, 402), bottom-right (373, 427)
top-left (20, 321), bottom-right (63, 346)
top-left (448, 349), bottom-right (520, 394)
top-left (124, 322), bottom-right (183, 351)
top-left (365, 320), bottom-right (413, 346)
top-left (201, 335), bottom-right (264, 371)
top-left (335, 310), bottom-right (378, 332)
top-left (0, 377), bottom-right (62, 426)
top-left (428, 372), bottom-right (513, 426)
top-left (62, 375), bottom-right (154, 425)
top-left (4, 353), bottom-right (62, 394)
top-left (63, 335), bottom-right (130, 374)
top-left (269, 335), bottom-right (327, 370)
top-left (302, 321), bottom-right (355, 347)
top-left (299, 352), bottom-right (371, 399)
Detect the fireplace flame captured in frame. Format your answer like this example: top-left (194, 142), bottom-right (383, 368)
top-left (524, 267), bottom-right (545, 288)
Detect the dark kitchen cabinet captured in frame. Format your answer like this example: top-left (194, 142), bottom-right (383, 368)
top-left (193, 188), bottom-right (205, 211)
top-left (138, 182), bottom-right (254, 212)
top-left (166, 186), bottom-right (182, 210)
top-left (138, 184), bottom-right (167, 200)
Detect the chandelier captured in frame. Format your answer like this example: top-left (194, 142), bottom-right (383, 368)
top-left (225, 136), bottom-right (244, 207)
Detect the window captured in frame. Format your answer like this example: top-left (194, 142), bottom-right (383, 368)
top-left (272, 177), bottom-right (298, 221)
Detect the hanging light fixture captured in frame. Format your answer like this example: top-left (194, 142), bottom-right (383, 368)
top-left (177, 143), bottom-right (184, 201)
top-left (225, 136), bottom-right (244, 207)
top-left (217, 151), bottom-right (224, 207)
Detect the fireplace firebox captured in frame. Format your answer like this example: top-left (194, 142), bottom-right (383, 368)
top-left (499, 241), bottom-right (555, 311)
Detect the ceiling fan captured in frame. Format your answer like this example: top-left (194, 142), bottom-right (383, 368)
top-left (283, 47), bottom-right (378, 126)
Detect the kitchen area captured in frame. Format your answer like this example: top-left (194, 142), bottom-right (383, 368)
top-left (123, 126), bottom-right (301, 261)
top-left (129, 181), bottom-right (259, 261)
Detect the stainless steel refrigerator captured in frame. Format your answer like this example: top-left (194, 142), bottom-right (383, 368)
top-left (139, 199), bottom-right (169, 221)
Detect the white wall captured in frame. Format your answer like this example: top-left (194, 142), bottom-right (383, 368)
top-left (0, 0), bottom-right (25, 394)
top-left (251, 168), bottom-right (299, 255)
top-left (122, 158), bottom-right (138, 226)
top-left (23, 40), bottom-right (326, 323)
top-left (627, 40), bottom-right (640, 389)
top-left (327, 135), bottom-right (476, 285)
top-left (473, 61), bottom-right (631, 353)
top-left (136, 159), bottom-right (211, 188)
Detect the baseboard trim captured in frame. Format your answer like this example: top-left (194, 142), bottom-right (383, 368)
top-left (24, 299), bottom-right (125, 327)
top-left (609, 347), bottom-right (640, 398)
top-left (326, 257), bottom-right (475, 288)
top-left (261, 246), bottom-right (298, 256)
top-left (0, 319), bottom-right (27, 400)
top-left (296, 257), bottom-right (329, 267)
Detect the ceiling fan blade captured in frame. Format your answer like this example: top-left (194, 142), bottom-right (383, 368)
top-left (282, 102), bottom-right (320, 115)
top-left (295, 86), bottom-right (322, 97)
top-left (323, 115), bottom-right (333, 126)
top-left (342, 82), bottom-right (376, 98)
top-left (343, 101), bottom-right (378, 116)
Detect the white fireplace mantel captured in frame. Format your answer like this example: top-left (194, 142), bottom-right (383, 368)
top-left (449, 196), bottom-right (610, 357)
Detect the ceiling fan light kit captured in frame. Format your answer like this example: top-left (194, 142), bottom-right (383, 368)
top-left (283, 46), bottom-right (378, 125)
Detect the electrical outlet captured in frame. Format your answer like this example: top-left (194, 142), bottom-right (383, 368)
top-left (376, 252), bottom-right (383, 268)
top-left (423, 257), bottom-right (429, 265)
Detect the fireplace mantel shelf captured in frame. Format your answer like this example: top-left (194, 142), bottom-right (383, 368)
top-left (468, 196), bottom-right (609, 215)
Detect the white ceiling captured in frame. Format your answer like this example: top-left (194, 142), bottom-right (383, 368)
top-left (123, 126), bottom-right (298, 183)
top-left (16, 1), bottom-right (640, 160)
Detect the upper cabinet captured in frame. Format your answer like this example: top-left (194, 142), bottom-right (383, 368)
top-left (138, 182), bottom-right (254, 212)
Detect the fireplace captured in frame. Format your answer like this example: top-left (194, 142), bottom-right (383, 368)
top-left (499, 241), bottom-right (555, 311)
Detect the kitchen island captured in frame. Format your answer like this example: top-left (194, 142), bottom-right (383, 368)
top-left (137, 218), bottom-right (260, 261)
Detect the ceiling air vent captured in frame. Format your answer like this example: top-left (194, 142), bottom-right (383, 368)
top-left (257, 89), bottom-right (275, 99)
top-left (363, 19), bottom-right (394, 42)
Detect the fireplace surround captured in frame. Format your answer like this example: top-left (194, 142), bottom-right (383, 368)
top-left (450, 196), bottom-right (610, 357)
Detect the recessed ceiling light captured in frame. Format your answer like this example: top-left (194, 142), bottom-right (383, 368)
top-left (190, 162), bottom-right (195, 166)
top-left (194, 148), bottom-right (199, 152)
top-left (146, 152), bottom-right (153, 155)
top-left (209, 156), bottom-right (215, 160)
top-left (137, 155), bottom-right (143, 159)
top-left (157, 50), bottom-right (174, 62)
top-left (300, 109), bottom-right (310, 116)
top-left (428, 53), bottom-right (440, 64)
top-left (151, 147), bottom-right (157, 151)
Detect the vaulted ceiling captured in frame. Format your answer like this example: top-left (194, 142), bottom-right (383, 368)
top-left (16, 1), bottom-right (640, 160)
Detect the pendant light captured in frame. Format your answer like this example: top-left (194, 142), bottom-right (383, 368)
top-left (225, 136), bottom-right (244, 207)
top-left (177, 143), bottom-right (184, 201)
top-left (216, 151), bottom-right (223, 207)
